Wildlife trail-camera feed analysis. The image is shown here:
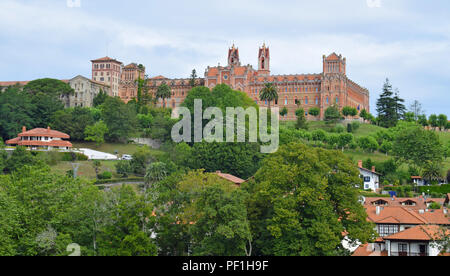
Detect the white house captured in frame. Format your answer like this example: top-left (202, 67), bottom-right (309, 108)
top-left (358, 160), bottom-right (382, 192)
top-left (384, 225), bottom-right (448, 256)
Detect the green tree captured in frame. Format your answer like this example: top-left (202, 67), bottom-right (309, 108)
top-left (259, 83), bottom-right (278, 110)
top-left (93, 89), bottom-right (108, 107)
top-left (409, 100), bottom-right (424, 121)
top-left (280, 107), bottom-right (288, 117)
top-left (377, 79), bottom-right (403, 128)
top-left (337, 133), bottom-right (354, 152)
top-left (152, 170), bottom-right (252, 256)
top-left (295, 108), bottom-right (308, 130)
top-left (190, 142), bottom-right (261, 180)
top-left (324, 105), bottom-right (341, 124)
top-left (429, 114), bottom-right (438, 128)
top-left (101, 97), bottom-right (137, 142)
top-left (84, 121), bottom-right (108, 146)
top-left (437, 114), bottom-right (448, 130)
top-left (0, 86), bottom-right (35, 140)
top-left (23, 78), bottom-right (74, 97)
top-left (156, 83), bottom-right (172, 108)
top-left (342, 107), bottom-right (357, 118)
top-left (51, 107), bottom-right (95, 141)
top-left (418, 114), bottom-right (429, 126)
top-left (359, 109), bottom-right (369, 121)
top-left (5, 146), bottom-right (40, 173)
top-left (309, 107), bottom-right (320, 118)
top-left (189, 69), bottom-right (198, 87)
top-left (357, 136), bottom-right (379, 153)
top-left (422, 161), bottom-right (443, 184)
top-left (96, 185), bottom-right (157, 256)
top-left (392, 124), bottom-right (444, 172)
top-left (245, 143), bottom-right (376, 256)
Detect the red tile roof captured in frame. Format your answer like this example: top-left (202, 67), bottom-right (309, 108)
top-left (0, 81), bottom-right (30, 87)
top-left (352, 244), bottom-right (388, 257)
top-left (17, 140), bottom-right (73, 148)
top-left (91, 56), bottom-right (122, 64)
top-left (384, 225), bottom-right (449, 241)
top-left (18, 128), bottom-right (70, 139)
top-left (366, 205), bottom-right (450, 226)
top-left (215, 171), bottom-right (245, 185)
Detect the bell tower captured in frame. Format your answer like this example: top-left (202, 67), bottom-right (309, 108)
top-left (228, 44), bottom-right (240, 67)
top-left (258, 43), bottom-right (270, 75)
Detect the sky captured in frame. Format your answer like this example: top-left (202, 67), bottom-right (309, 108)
top-left (0, 0), bottom-right (449, 115)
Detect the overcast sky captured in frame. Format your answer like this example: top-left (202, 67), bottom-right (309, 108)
top-left (0, 0), bottom-right (449, 115)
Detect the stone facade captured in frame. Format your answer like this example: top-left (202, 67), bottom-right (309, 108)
top-left (62, 75), bottom-right (111, 108)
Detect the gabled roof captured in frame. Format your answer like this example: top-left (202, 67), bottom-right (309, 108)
top-left (18, 128), bottom-right (70, 139)
top-left (91, 56), bottom-right (123, 64)
top-left (384, 225), bottom-right (449, 241)
top-left (366, 206), bottom-right (427, 225)
top-left (215, 171), bottom-right (245, 185)
top-left (325, 52), bottom-right (341, 61)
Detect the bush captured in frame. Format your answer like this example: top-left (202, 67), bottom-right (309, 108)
top-left (94, 177), bottom-right (145, 185)
top-left (98, 171), bottom-right (112, 180)
top-left (332, 124), bottom-right (345, 133)
top-left (115, 160), bottom-right (132, 178)
top-left (61, 152), bottom-right (88, 162)
top-left (418, 184), bottom-right (450, 195)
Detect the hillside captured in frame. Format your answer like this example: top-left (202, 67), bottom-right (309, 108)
top-left (281, 121), bottom-right (450, 173)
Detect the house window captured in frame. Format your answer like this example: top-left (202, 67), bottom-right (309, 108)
top-left (378, 225), bottom-right (399, 237)
top-left (364, 177), bottom-right (371, 182)
top-left (398, 244), bottom-right (408, 256)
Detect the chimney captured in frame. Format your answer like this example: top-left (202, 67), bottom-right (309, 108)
top-left (358, 160), bottom-right (363, 169)
top-left (22, 126), bottom-right (26, 133)
top-left (376, 206), bottom-right (382, 215)
top-left (372, 166), bottom-right (376, 173)
top-left (47, 126), bottom-right (51, 130)
top-left (444, 208), bottom-right (448, 215)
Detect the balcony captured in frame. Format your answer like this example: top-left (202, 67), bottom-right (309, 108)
top-left (390, 252), bottom-right (428, 257)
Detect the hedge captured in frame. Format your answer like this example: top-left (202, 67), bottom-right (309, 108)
top-left (418, 184), bottom-right (450, 195)
top-left (94, 177), bottom-right (145, 185)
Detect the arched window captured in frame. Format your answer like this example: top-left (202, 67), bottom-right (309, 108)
top-left (305, 97), bottom-right (308, 105)
top-left (326, 97), bottom-right (329, 104)
top-left (285, 98), bottom-right (288, 105)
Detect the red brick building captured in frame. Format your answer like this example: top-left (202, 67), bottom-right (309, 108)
top-left (94, 44), bottom-right (370, 121)
top-left (205, 44), bottom-right (370, 120)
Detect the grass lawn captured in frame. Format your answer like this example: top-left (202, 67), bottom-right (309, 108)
top-left (51, 160), bottom-right (120, 179)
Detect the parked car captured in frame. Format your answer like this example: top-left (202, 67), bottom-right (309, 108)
top-left (122, 154), bottom-right (133, 160)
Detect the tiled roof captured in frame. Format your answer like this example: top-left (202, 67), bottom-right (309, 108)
top-left (16, 140), bottom-right (73, 148)
top-left (326, 53), bottom-right (341, 61)
top-left (18, 128), bottom-right (70, 139)
top-left (366, 206), bottom-right (450, 226)
top-left (352, 244), bottom-right (388, 257)
top-left (384, 225), bottom-right (449, 241)
top-left (366, 206), bottom-right (427, 225)
top-left (91, 56), bottom-right (122, 64)
top-left (0, 81), bottom-right (30, 87)
top-left (215, 171), bottom-right (245, 185)
top-left (365, 197), bottom-right (430, 210)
